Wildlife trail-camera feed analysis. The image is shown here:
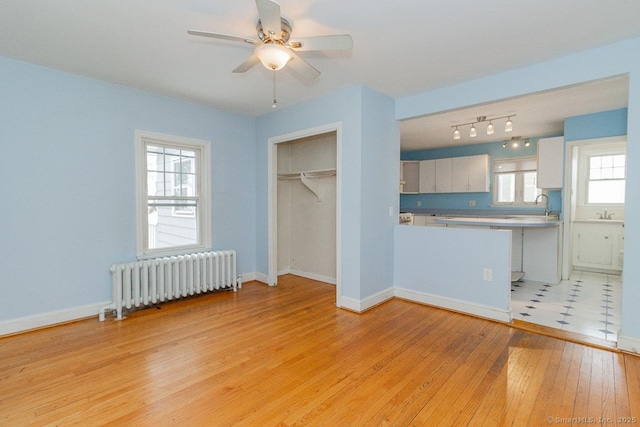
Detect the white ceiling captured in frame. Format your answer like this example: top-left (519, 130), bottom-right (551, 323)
top-left (1, 1), bottom-right (639, 148)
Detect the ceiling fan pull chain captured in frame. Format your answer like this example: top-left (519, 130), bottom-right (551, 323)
top-left (272, 70), bottom-right (277, 109)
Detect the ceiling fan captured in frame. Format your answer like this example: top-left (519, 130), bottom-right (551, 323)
top-left (187, 0), bottom-right (353, 81)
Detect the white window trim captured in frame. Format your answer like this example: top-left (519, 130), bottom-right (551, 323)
top-left (135, 130), bottom-right (211, 259)
top-left (492, 155), bottom-right (542, 207)
top-left (577, 143), bottom-right (627, 207)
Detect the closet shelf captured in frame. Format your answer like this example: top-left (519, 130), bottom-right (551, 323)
top-left (277, 168), bottom-right (336, 180)
top-left (277, 168), bottom-right (336, 201)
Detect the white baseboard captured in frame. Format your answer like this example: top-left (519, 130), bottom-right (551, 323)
top-left (617, 334), bottom-right (640, 355)
top-left (340, 287), bottom-right (394, 313)
top-left (2, 271), bottom-right (264, 337)
top-left (0, 301), bottom-right (110, 337)
top-left (287, 269), bottom-right (336, 285)
top-left (393, 287), bottom-right (511, 323)
top-left (239, 272), bottom-right (269, 285)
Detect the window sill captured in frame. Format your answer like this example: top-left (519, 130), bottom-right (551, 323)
top-left (137, 245), bottom-right (212, 260)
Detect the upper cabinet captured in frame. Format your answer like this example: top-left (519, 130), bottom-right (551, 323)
top-left (403, 154), bottom-right (490, 194)
top-left (418, 159), bottom-right (436, 193)
top-left (434, 158), bottom-right (453, 193)
top-left (400, 161), bottom-right (420, 194)
top-left (419, 158), bottom-right (452, 193)
top-left (537, 137), bottom-right (564, 189)
top-left (452, 154), bottom-right (490, 192)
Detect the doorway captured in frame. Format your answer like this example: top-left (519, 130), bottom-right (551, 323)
top-left (562, 136), bottom-right (626, 278)
top-left (267, 123), bottom-right (342, 306)
top-left (511, 136), bottom-right (627, 343)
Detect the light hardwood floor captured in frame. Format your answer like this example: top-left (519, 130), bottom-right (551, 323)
top-left (2, 274), bottom-right (640, 426)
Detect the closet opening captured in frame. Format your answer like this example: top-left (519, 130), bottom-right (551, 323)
top-left (268, 123), bottom-right (341, 305)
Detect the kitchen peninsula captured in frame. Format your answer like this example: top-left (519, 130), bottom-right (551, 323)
top-left (434, 215), bottom-right (562, 284)
top-left (393, 213), bottom-right (562, 323)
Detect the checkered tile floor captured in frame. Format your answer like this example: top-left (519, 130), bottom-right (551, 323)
top-left (510, 271), bottom-right (622, 342)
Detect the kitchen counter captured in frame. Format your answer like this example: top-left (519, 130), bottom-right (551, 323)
top-left (573, 219), bottom-right (624, 225)
top-left (434, 216), bottom-right (560, 228)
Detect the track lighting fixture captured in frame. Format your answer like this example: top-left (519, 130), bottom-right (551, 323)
top-left (451, 115), bottom-right (516, 140)
top-left (502, 136), bottom-right (530, 149)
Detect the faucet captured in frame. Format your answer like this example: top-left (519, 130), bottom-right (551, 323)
top-left (597, 209), bottom-right (614, 220)
top-left (535, 194), bottom-right (551, 217)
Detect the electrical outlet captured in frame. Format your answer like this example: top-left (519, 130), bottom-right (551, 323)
top-left (468, 200), bottom-right (476, 207)
top-left (417, 201), bottom-right (422, 207)
top-left (483, 268), bottom-right (493, 281)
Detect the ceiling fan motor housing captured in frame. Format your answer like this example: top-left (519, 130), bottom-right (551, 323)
top-left (257, 17), bottom-right (292, 43)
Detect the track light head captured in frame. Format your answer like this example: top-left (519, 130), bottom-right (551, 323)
top-left (505, 117), bottom-right (513, 132)
top-left (487, 121), bottom-right (495, 135)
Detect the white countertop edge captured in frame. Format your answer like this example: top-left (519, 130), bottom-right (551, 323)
top-left (572, 219), bottom-right (624, 225)
top-left (434, 216), bottom-right (561, 228)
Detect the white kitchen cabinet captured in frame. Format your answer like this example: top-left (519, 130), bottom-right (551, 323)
top-left (435, 158), bottom-right (452, 193)
top-left (452, 154), bottom-right (490, 192)
top-left (537, 137), bottom-right (564, 189)
top-left (400, 161), bottom-right (420, 193)
top-left (419, 158), bottom-right (451, 193)
top-left (467, 154), bottom-right (490, 192)
top-left (451, 157), bottom-right (469, 192)
top-left (412, 215), bottom-right (426, 226)
top-left (572, 221), bottom-right (624, 272)
top-left (418, 160), bottom-right (436, 193)
top-left (413, 215), bottom-right (446, 227)
top-left (409, 154), bottom-right (489, 194)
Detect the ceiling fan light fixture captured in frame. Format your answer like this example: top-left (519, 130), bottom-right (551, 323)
top-left (255, 42), bottom-right (292, 71)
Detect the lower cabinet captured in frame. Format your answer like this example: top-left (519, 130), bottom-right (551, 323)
top-left (413, 215), bottom-right (446, 227)
top-left (572, 222), bottom-right (624, 272)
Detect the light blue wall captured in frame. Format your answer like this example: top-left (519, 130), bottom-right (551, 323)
top-left (394, 225), bottom-right (511, 316)
top-left (0, 56), bottom-right (256, 322)
top-left (255, 85), bottom-right (398, 300)
top-left (400, 138), bottom-right (561, 214)
top-left (255, 86), bottom-right (363, 299)
top-left (565, 108), bottom-right (628, 141)
top-left (359, 87), bottom-right (400, 297)
top-left (396, 37), bottom-right (640, 343)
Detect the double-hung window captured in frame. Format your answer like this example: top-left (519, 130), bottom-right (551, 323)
top-left (135, 130), bottom-right (211, 258)
top-left (493, 156), bottom-right (541, 205)
top-left (586, 154), bottom-right (626, 204)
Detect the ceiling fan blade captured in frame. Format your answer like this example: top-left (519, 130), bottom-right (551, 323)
top-left (287, 50), bottom-right (321, 81)
top-left (288, 35), bottom-right (353, 51)
top-left (233, 55), bottom-right (260, 73)
top-left (255, 0), bottom-right (282, 40)
top-left (188, 30), bottom-right (258, 45)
